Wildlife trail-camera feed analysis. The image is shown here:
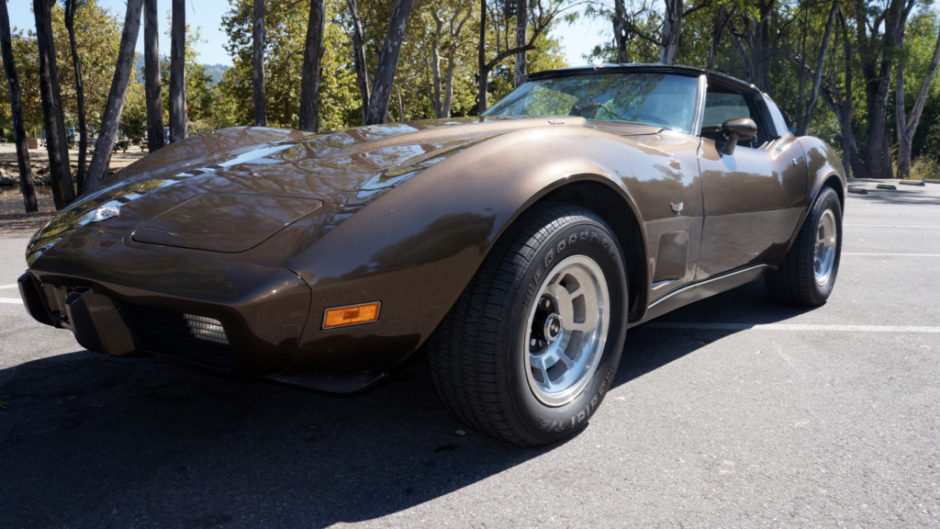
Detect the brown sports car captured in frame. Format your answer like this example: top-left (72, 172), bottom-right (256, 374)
top-left (19, 65), bottom-right (845, 445)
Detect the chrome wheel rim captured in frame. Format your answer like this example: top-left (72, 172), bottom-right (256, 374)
top-left (523, 255), bottom-right (610, 407)
top-left (814, 209), bottom-right (837, 286)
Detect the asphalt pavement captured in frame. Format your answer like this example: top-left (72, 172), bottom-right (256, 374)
top-left (1, 182), bottom-right (938, 529)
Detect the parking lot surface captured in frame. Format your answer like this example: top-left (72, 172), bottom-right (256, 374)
top-left (1, 183), bottom-right (938, 528)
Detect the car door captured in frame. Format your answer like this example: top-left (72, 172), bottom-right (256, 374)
top-left (695, 79), bottom-right (807, 280)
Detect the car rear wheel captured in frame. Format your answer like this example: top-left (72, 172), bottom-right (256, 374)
top-left (766, 186), bottom-right (842, 306)
top-left (427, 204), bottom-right (628, 446)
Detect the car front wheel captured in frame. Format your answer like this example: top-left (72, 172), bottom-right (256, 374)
top-left (427, 204), bottom-right (628, 446)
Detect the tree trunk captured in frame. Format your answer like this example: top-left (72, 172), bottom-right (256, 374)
top-left (896, 24), bottom-right (940, 179)
top-left (613, 0), bottom-right (628, 63)
top-left (0, 0), bottom-right (37, 212)
top-left (514, 0), bottom-right (526, 86)
top-left (347, 0), bottom-right (370, 124)
top-left (299, 0), bottom-right (325, 132)
top-left (169, 0), bottom-right (187, 141)
top-left (707, 5), bottom-right (728, 70)
top-left (660, 0), bottom-right (682, 65)
top-left (365, 0), bottom-right (414, 125)
top-left (33, 0), bottom-right (74, 208)
top-left (85, 0), bottom-right (143, 191)
top-left (143, 0), bottom-right (164, 152)
top-left (252, 0), bottom-right (266, 126)
top-left (477, 0), bottom-right (487, 115)
top-left (753, 1), bottom-right (773, 91)
top-left (795, 0), bottom-right (837, 136)
top-left (64, 0), bottom-right (88, 193)
top-left (858, 0), bottom-right (913, 179)
top-left (430, 12), bottom-right (444, 117)
top-left (442, 55), bottom-right (457, 117)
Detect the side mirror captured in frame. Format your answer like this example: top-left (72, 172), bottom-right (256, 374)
top-left (716, 118), bottom-right (758, 155)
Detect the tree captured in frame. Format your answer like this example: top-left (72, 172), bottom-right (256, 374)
top-left (854, 0), bottom-right (916, 179)
top-left (143, 0), bottom-right (164, 151)
top-left (477, 0), bottom-right (570, 114)
top-left (0, 0), bottom-right (38, 212)
top-left (299, 0), bottom-right (326, 131)
top-left (85, 0), bottom-right (142, 191)
top-left (169, 0), bottom-right (186, 141)
top-left (33, 0), bottom-right (74, 209)
top-left (365, 0), bottom-right (415, 124)
top-left (514, 0), bottom-right (526, 86)
top-left (661, 0), bottom-right (683, 64)
top-left (63, 0), bottom-right (88, 191)
top-left (612, 0), bottom-right (629, 62)
top-left (791, 0), bottom-right (838, 136)
top-left (252, 0), bottom-right (265, 126)
top-left (896, 17), bottom-right (940, 179)
top-left (729, 0), bottom-right (776, 91)
top-left (220, 0), bottom-right (358, 129)
top-left (820, 10), bottom-right (865, 180)
top-left (423, 0), bottom-right (474, 117)
top-left (345, 0), bottom-right (370, 122)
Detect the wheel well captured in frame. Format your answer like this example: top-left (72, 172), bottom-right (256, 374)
top-left (536, 181), bottom-right (647, 322)
top-left (822, 174), bottom-right (844, 206)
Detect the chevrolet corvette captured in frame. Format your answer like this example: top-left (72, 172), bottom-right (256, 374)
top-left (19, 65), bottom-right (845, 445)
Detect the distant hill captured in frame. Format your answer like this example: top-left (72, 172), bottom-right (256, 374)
top-left (133, 56), bottom-right (230, 85)
top-left (203, 64), bottom-right (229, 84)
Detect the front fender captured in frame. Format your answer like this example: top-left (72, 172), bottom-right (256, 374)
top-left (799, 136), bottom-right (847, 205)
top-left (284, 125), bottom-right (685, 372)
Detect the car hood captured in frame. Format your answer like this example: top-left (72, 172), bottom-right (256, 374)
top-left (27, 118), bottom-right (656, 263)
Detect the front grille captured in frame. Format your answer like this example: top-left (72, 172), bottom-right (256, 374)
top-left (115, 302), bottom-right (234, 369)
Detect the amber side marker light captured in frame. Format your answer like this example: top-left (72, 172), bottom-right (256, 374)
top-left (322, 301), bottom-right (381, 329)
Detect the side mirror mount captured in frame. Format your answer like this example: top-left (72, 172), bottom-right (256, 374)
top-left (716, 118), bottom-right (758, 155)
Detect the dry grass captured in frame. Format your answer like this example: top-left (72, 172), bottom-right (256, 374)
top-left (909, 156), bottom-right (940, 181)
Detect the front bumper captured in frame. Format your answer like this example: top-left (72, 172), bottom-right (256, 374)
top-left (18, 266), bottom-right (312, 375)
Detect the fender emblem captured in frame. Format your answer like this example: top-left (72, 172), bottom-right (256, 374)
top-left (669, 202), bottom-right (684, 216)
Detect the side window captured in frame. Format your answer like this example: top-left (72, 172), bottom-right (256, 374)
top-left (701, 88), bottom-right (768, 149)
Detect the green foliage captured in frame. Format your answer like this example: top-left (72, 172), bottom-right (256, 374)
top-left (0, 0), bottom-right (122, 133)
top-left (220, 0), bottom-right (358, 129)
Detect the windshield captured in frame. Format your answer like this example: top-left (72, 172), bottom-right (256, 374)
top-left (484, 73), bottom-right (699, 134)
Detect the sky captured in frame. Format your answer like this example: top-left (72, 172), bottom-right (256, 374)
top-left (6, 0), bottom-right (608, 67)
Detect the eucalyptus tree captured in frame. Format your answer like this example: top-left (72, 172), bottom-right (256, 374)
top-left (854, 0), bottom-right (916, 179)
top-left (33, 0), bottom-right (74, 208)
top-left (514, 0), bottom-right (526, 86)
top-left (895, 15), bottom-right (940, 179)
top-left (364, 0), bottom-right (415, 124)
top-left (0, 0), bottom-right (38, 212)
top-left (144, 0), bottom-right (164, 151)
top-left (252, 0), bottom-right (265, 126)
top-left (85, 0), bottom-right (143, 191)
top-left (345, 0), bottom-right (370, 122)
top-left (476, 0), bottom-right (571, 114)
top-left (299, 0), bottom-right (326, 131)
top-left (63, 0), bottom-right (88, 190)
top-left (169, 0), bottom-right (186, 141)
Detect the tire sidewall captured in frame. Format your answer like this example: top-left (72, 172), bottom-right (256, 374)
top-left (807, 188), bottom-right (842, 303)
top-left (505, 212), bottom-right (628, 443)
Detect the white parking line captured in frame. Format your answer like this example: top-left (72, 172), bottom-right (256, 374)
top-left (1, 297), bottom-right (22, 304)
top-left (843, 252), bottom-right (940, 257)
top-left (0, 283), bottom-right (19, 290)
top-left (646, 322), bottom-right (940, 333)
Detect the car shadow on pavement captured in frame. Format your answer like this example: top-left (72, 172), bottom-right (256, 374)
top-left (0, 281), bottom-right (810, 528)
top-left (615, 280), bottom-right (811, 388)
